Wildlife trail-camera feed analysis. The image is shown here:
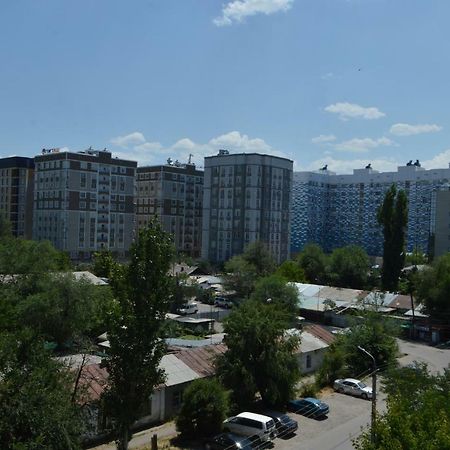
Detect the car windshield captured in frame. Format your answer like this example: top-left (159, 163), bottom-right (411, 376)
top-left (358, 382), bottom-right (367, 389)
top-left (279, 414), bottom-right (291, 424)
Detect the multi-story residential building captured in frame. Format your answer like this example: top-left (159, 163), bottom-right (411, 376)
top-left (430, 184), bottom-right (450, 258)
top-left (0, 156), bottom-right (34, 238)
top-left (136, 160), bottom-right (203, 257)
top-left (292, 161), bottom-right (450, 256)
top-left (33, 148), bottom-right (136, 259)
top-left (202, 150), bottom-right (293, 264)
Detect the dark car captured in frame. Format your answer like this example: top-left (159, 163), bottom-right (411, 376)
top-left (204, 432), bottom-right (263, 450)
top-left (287, 397), bottom-right (330, 418)
top-left (261, 410), bottom-right (298, 438)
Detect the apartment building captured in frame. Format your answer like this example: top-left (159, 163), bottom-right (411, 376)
top-left (430, 185), bottom-right (450, 258)
top-left (0, 156), bottom-right (34, 238)
top-left (292, 161), bottom-right (450, 256)
top-left (202, 150), bottom-right (293, 264)
top-left (33, 148), bottom-right (136, 259)
top-left (136, 160), bottom-right (203, 257)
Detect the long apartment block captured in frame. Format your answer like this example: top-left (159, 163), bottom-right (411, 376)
top-left (0, 156), bottom-right (34, 238)
top-left (136, 160), bottom-right (203, 257)
top-left (202, 150), bottom-right (293, 264)
top-left (292, 161), bottom-right (450, 256)
top-left (33, 148), bottom-right (136, 259)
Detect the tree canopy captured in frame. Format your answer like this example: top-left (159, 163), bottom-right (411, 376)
top-left (377, 185), bottom-right (408, 291)
top-left (296, 243), bottom-right (328, 284)
top-left (176, 378), bottom-right (230, 438)
top-left (102, 220), bottom-right (175, 450)
top-left (327, 245), bottom-right (370, 289)
top-left (416, 253), bottom-right (450, 323)
top-left (354, 363), bottom-right (450, 450)
top-left (217, 300), bottom-right (300, 408)
top-left (0, 331), bottom-right (83, 449)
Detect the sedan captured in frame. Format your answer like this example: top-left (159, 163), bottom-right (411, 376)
top-left (287, 397), bottom-right (330, 418)
top-left (261, 410), bottom-right (298, 437)
top-left (334, 378), bottom-right (373, 399)
top-left (204, 433), bottom-right (263, 450)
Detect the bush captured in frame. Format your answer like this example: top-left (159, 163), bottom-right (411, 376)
top-left (298, 382), bottom-right (319, 398)
top-left (176, 378), bottom-right (230, 438)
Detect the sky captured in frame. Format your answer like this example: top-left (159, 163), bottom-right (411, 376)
top-left (1, 0), bottom-right (450, 173)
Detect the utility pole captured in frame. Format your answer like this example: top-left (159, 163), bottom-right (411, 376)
top-left (358, 346), bottom-right (377, 445)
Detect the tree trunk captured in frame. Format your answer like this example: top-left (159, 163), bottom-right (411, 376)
top-left (117, 427), bottom-right (129, 450)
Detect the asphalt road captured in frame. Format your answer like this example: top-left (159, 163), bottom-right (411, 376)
top-left (273, 338), bottom-right (449, 450)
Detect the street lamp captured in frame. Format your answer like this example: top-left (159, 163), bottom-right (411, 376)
top-left (357, 346), bottom-right (377, 444)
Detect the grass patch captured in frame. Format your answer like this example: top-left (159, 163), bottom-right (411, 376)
top-left (179, 334), bottom-right (203, 340)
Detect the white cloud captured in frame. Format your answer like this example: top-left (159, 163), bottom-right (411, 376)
top-left (334, 137), bottom-right (394, 153)
top-left (389, 123), bottom-right (442, 136)
top-left (213, 0), bottom-right (294, 26)
top-left (110, 132), bottom-right (146, 148)
top-left (422, 149), bottom-right (450, 169)
top-left (321, 72), bottom-right (334, 80)
top-left (109, 130), bottom-right (291, 167)
top-left (311, 134), bottom-right (336, 144)
top-left (324, 102), bottom-right (385, 120)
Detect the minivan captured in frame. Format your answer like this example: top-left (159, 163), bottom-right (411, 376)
top-left (223, 412), bottom-right (277, 442)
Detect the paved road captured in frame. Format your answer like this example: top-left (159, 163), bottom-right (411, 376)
top-left (275, 338), bottom-right (449, 450)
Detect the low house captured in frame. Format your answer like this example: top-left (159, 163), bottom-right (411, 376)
top-left (297, 325), bottom-right (336, 374)
top-left (76, 344), bottom-right (226, 443)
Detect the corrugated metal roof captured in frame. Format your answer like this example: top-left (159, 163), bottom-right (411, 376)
top-left (160, 354), bottom-right (200, 387)
top-left (299, 331), bottom-right (329, 353)
top-left (175, 344), bottom-right (227, 378)
top-left (304, 324), bottom-right (336, 345)
top-left (387, 294), bottom-right (413, 310)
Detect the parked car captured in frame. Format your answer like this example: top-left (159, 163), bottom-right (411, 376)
top-left (334, 378), bottom-right (373, 399)
top-left (177, 302), bottom-right (198, 315)
top-left (214, 297), bottom-right (234, 309)
top-left (260, 410), bottom-right (298, 437)
top-left (223, 412), bottom-right (277, 442)
top-left (204, 432), bottom-right (263, 450)
top-left (287, 397), bottom-right (329, 418)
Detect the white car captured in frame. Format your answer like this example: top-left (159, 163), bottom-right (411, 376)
top-left (333, 378), bottom-right (373, 399)
top-left (223, 412), bottom-right (277, 442)
top-left (177, 302), bottom-right (198, 315)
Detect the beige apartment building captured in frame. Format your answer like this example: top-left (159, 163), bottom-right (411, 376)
top-left (136, 160), bottom-right (203, 257)
top-left (33, 148), bottom-right (136, 259)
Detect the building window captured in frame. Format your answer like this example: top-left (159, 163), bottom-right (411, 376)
top-left (306, 354), bottom-right (312, 369)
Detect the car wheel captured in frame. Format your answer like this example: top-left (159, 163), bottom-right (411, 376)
top-left (338, 387), bottom-right (345, 394)
top-left (361, 393), bottom-right (368, 400)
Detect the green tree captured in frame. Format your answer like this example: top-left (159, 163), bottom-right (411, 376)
top-left (377, 185), bottom-right (408, 291)
top-left (275, 260), bottom-right (306, 282)
top-left (217, 300), bottom-right (300, 408)
top-left (176, 378), bottom-right (230, 438)
top-left (224, 241), bottom-right (276, 299)
top-left (1, 273), bottom-right (113, 348)
top-left (93, 250), bottom-right (117, 278)
top-left (102, 220), bottom-right (175, 450)
top-left (250, 274), bottom-right (299, 319)
top-left (316, 312), bottom-right (399, 385)
top-left (354, 364), bottom-right (450, 449)
top-left (327, 245), bottom-right (370, 289)
top-left (297, 243), bottom-right (328, 284)
top-left (416, 253), bottom-right (450, 322)
top-left (0, 331), bottom-right (83, 449)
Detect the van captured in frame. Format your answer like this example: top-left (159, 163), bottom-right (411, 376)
top-left (177, 302), bottom-right (198, 315)
top-left (223, 412), bottom-right (277, 442)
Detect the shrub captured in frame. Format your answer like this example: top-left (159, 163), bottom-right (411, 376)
top-left (176, 378), bottom-right (230, 438)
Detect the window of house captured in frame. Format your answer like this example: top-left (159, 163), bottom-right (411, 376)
top-left (306, 354), bottom-right (312, 369)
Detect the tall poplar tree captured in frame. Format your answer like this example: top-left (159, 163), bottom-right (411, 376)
top-left (377, 184), bottom-right (408, 291)
top-left (102, 220), bottom-right (175, 450)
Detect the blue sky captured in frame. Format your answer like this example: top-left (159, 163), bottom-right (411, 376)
top-left (1, 0), bottom-right (450, 173)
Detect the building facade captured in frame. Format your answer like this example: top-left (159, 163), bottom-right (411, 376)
top-left (292, 162), bottom-right (450, 256)
top-left (202, 151), bottom-right (293, 264)
top-left (33, 148), bottom-right (136, 259)
top-left (430, 185), bottom-right (450, 258)
top-left (136, 161), bottom-right (203, 257)
top-left (0, 156), bottom-right (34, 238)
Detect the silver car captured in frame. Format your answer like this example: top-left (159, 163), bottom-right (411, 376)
top-left (333, 378), bottom-right (373, 399)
